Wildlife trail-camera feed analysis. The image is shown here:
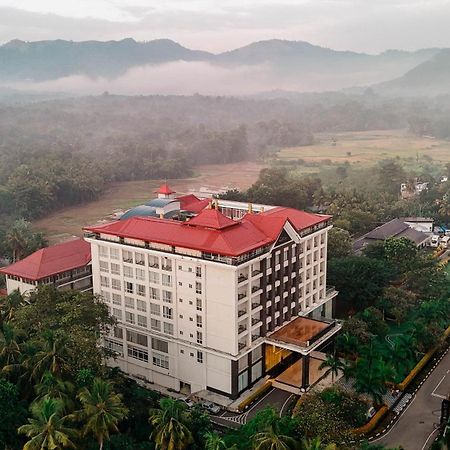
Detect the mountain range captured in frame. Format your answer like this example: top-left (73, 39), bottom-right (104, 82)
top-left (0, 38), bottom-right (448, 95)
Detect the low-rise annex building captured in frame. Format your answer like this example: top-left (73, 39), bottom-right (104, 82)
top-left (83, 184), bottom-right (340, 399)
top-left (0, 238), bottom-right (92, 295)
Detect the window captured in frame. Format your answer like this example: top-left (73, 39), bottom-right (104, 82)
top-left (195, 282), bottom-right (202, 294)
top-left (137, 284), bottom-right (146, 297)
top-left (252, 346), bottom-right (262, 362)
top-left (110, 248), bottom-right (119, 260)
top-left (238, 371), bottom-right (248, 392)
top-left (251, 360), bottom-right (263, 382)
top-left (124, 266), bottom-right (133, 278)
top-left (196, 266), bottom-right (202, 278)
top-left (138, 315), bottom-right (147, 328)
top-left (125, 311), bottom-right (135, 324)
top-left (196, 315), bottom-right (202, 328)
top-left (196, 331), bottom-right (203, 344)
top-left (162, 274), bottom-right (172, 287)
top-left (196, 298), bottom-right (202, 311)
top-left (123, 250), bottom-right (133, 263)
top-left (163, 322), bottom-right (174, 335)
top-left (113, 327), bottom-right (123, 339)
top-left (135, 252), bottom-right (145, 265)
top-left (125, 297), bottom-right (134, 309)
top-left (149, 271), bottom-right (159, 284)
top-left (104, 339), bottom-right (123, 356)
top-left (151, 318), bottom-right (161, 331)
top-left (126, 330), bottom-right (148, 346)
top-left (99, 260), bottom-right (109, 272)
top-left (125, 282), bottom-right (134, 294)
top-left (163, 306), bottom-right (172, 319)
top-left (112, 293), bottom-right (121, 305)
top-left (136, 299), bottom-right (146, 312)
top-left (136, 268), bottom-right (145, 281)
top-left (197, 351), bottom-right (203, 363)
top-left (101, 290), bottom-right (111, 302)
top-left (111, 263), bottom-right (120, 275)
top-left (128, 345), bottom-right (148, 362)
top-left (148, 255), bottom-right (159, 268)
top-left (151, 338), bottom-right (169, 353)
top-left (150, 303), bottom-right (160, 316)
top-left (153, 353), bottom-right (169, 369)
top-left (100, 276), bottom-right (109, 288)
top-left (162, 290), bottom-right (172, 303)
top-left (112, 308), bottom-right (122, 320)
top-left (180, 349), bottom-right (184, 354)
top-left (111, 279), bottom-right (121, 291)
top-left (150, 287), bottom-right (160, 300)
top-left (162, 258), bottom-right (172, 271)
top-left (99, 245), bottom-right (108, 258)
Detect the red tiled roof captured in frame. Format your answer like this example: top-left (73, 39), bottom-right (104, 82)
top-left (0, 238), bottom-right (91, 281)
top-left (84, 207), bottom-right (330, 257)
top-left (155, 183), bottom-right (176, 195)
top-left (176, 194), bottom-right (210, 213)
top-left (186, 208), bottom-right (237, 230)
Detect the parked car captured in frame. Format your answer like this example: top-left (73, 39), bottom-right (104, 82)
top-left (200, 401), bottom-right (221, 414)
top-left (180, 397), bottom-right (195, 408)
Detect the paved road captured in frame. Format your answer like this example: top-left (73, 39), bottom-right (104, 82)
top-left (375, 349), bottom-right (450, 450)
top-left (212, 388), bottom-right (294, 429)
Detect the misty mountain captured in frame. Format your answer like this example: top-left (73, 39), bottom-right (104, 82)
top-left (0, 38), bottom-right (213, 81)
top-left (0, 38), bottom-right (443, 94)
top-left (375, 49), bottom-right (450, 96)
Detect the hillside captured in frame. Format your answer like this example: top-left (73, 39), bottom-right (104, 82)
top-left (375, 49), bottom-right (450, 96)
top-left (0, 38), bottom-right (442, 93)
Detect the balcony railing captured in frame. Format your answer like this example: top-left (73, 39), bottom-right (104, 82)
top-left (252, 302), bottom-right (260, 310)
top-left (238, 342), bottom-right (246, 351)
top-left (251, 285), bottom-right (261, 293)
top-left (238, 293), bottom-right (247, 301)
top-left (238, 325), bottom-right (247, 334)
top-left (238, 274), bottom-right (248, 283)
top-left (238, 309), bottom-right (247, 317)
top-left (251, 317), bottom-right (260, 326)
top-left (252, 269), bottom-right (261, 276)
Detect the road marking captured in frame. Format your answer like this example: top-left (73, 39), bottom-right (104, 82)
top-left (279, 394), bottom-right (294, 417)
top-left (431, 374), bottom-right (447, 399)
top-left (421, 428), bottom-right (439, 450)
top-left (246, 387), bottom-right (275, 415)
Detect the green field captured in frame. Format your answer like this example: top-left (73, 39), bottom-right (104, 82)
top-left (278, 129), bottom-right (450, 167)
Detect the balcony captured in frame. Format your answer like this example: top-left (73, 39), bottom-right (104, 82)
top-left (238, 293), bottom-right (247, 301)
top-left (252, 269), bottom-right (261, 277)
top-left (238, 342), bottom-right (246, 351)
top-left (238, 309), bottom-right (247, 318)
top-left (251, 302), bottom-right (260, 310)
top-left (251, 334), bottom-right (260, 342)
top-left (238, 325), bottom-right (247, 334)
top-left (238, 274), bottom-right (248, 283)
top-left (251, 317), bottom-right (260, 326)
top-left (162, 265), bottom-right (172, 271)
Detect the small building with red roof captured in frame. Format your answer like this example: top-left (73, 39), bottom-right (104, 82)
top-left (0, 238), bottom-right (92, 296)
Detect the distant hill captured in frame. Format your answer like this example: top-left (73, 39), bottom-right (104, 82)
top-left (375, 49), bottom-right (450, 96)
top-left (0, 38), bottom-right (443, 93)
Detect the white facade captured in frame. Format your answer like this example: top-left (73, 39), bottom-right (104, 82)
top-left (86, 218), bottom-right (335, 399)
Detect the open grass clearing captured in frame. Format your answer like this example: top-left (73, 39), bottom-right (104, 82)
top-left (278, 129), bottom-right (450, 167)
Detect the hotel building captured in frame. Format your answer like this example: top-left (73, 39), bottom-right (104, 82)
top-left (83, 185), bottom-right (340, 399)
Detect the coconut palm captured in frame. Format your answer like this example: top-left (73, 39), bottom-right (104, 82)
top-left (35, 371), bottom-right (76, 412)
top-left (148, 397), bottom-right (193, 450)
top-left (251, 425), bottom-right (297, 450)
top-left (319, 353), bottom-right (346, 383)
top-left (29, 330), bottom-right (72, 382)
top-left (0, 322), bottom-right (23, 368)
top-left (302, 437), bottom-right (336, 450)
top-left (17, 397), bottom-right (78, 449)
top-left (204, 431), bottom-right (227, 450)
top-left (74, 378), bottom-right (128, 450)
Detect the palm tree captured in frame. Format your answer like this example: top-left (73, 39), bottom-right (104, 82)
top-left (74, 378), bottom-right (128, 450)
top-left (0, 322), bottom-right (23, 368)
top-left (251, 425), bottom-right (297, 450)
top-left (204, 431), bottom-right (227, 450)
top-left (30, 330), bottom-right (72, 382)
top-left (302, 437), bottom-right (336, 450)
top-left (17, 397), bottom-right (78, 449)
top-left (319, 353), bottom-right (345, 383)
top-left (35, 371), bottom-right (76, 413)
top-left (148, 397), bottom-right (193, 450)
top-left (0, 290), bottom-right (24, 324)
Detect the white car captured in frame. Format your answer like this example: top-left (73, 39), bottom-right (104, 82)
top-left (179, 397), bottom-right (195, 408)
top-left (200, 401), bottom-right (221, 414)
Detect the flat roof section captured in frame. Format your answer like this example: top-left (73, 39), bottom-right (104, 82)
top-left (269, 317), bottom-right (331, 348)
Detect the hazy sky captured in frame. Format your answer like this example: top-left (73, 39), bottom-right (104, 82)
top-left (1, 0), bottom-right (450, 53)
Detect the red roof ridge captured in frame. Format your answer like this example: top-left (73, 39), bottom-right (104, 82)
top-left (185, 208), bottom-right (238, 230)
